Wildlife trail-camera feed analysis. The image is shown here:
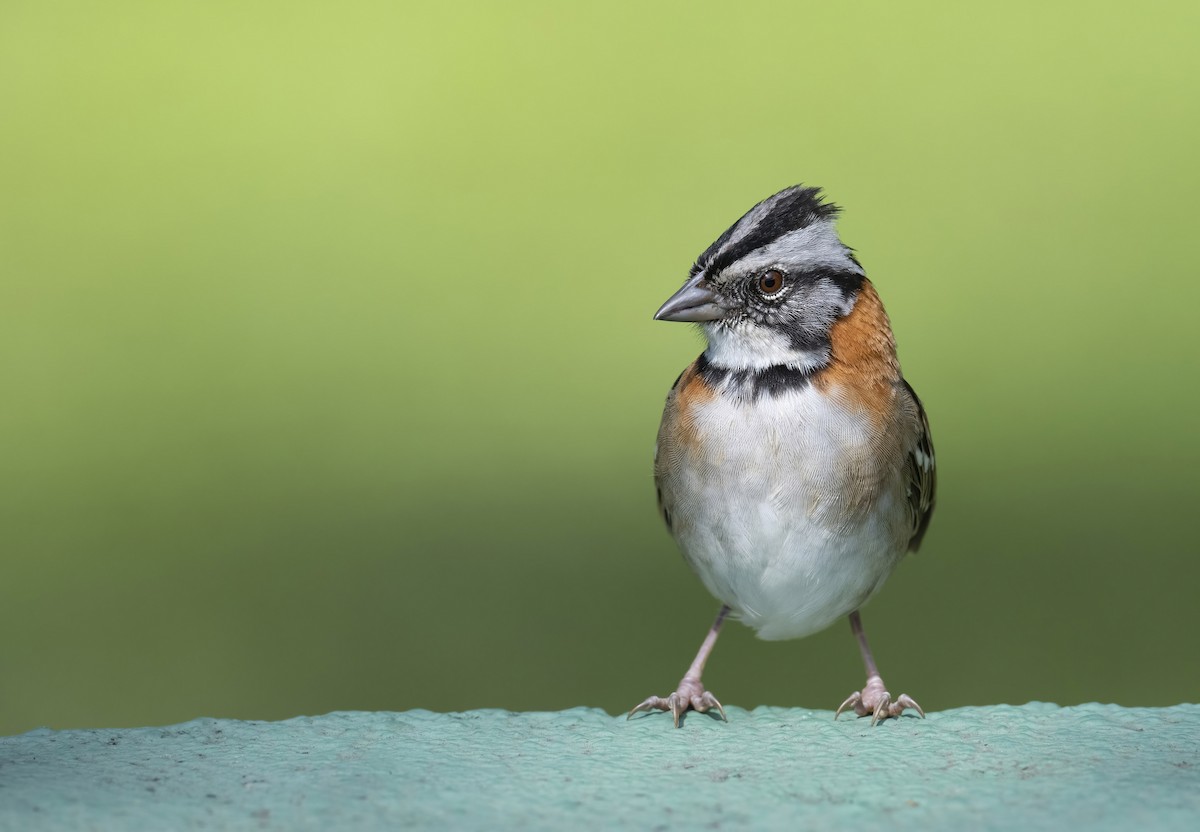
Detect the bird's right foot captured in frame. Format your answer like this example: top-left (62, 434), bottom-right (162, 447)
top-left (626, 676), bottom-right (727, 727)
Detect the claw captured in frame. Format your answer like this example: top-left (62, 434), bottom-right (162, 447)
top-left (835, 691), bottom-right (860, 720)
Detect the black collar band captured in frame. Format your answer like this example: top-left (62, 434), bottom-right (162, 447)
top-left (696, 352), bottom-right (820, 400)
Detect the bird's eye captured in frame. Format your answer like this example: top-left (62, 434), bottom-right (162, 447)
top-left (758, 268), bottom-right (785, 295)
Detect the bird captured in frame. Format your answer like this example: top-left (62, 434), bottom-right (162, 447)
top-left (628, 184), bottom-right (936, 727)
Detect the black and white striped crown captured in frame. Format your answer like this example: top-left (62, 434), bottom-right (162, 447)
top-left (691, 185), bottom-right (841, 279)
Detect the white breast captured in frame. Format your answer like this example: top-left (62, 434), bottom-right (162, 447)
top-left (657, 384), bottom-right (909, 641)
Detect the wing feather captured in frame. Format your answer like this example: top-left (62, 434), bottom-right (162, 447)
top-left (901, 379), bottom-right (936, 552)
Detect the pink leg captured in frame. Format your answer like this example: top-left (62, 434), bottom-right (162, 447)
top-left (835, 610), bottom-right (925, 724)
top-left (627, 606), bottom-right (730, 727)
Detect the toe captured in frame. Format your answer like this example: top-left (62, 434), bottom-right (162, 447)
top-left (669, 693), bottom-right (686, 728)
top-left (893, 693), bottom-right (925, 718)
top-left (626, 695), bottom-right (665, 720)
top-left (835, 691), bottom-right (861, 720)
top-left (870, 693), bottom-right (892, 726)
top-left (696, 691), bottom-right (727, 722)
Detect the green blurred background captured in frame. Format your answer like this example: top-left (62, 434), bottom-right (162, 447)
top-left (2, 1), bottom-right (1198, 736)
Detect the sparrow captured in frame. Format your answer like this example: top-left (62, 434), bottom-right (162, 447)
top-left (628, 184), bottom-right (936, 727)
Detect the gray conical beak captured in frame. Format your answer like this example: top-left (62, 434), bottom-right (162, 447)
top-left (653, 275), bottom-right (725, 322)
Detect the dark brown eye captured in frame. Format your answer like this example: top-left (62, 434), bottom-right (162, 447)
top-left (758, 268), bottom-right (785, 295)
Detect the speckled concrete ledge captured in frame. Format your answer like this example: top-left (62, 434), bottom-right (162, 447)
top-left (1, 704), bottom-right (1197, 830)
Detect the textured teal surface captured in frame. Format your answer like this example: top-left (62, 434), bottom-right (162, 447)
top-left (2, 705), bottom-right (1198, 830)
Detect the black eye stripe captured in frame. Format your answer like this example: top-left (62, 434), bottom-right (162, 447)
top-left (746, 267), bottom-right (862, 298)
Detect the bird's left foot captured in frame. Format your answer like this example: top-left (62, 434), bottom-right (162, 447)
top-left (835, 674), bottom-right (924, 725)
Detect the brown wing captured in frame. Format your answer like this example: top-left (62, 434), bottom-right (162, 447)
top-left (652, 367), bottom-right (688, 534)
top-left (901, 378), bottom-right (936, 552)
top-left (653, 359), bottom-right (715, 535)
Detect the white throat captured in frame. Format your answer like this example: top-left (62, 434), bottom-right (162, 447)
top-left (702, 321), bottom-right (828, 372)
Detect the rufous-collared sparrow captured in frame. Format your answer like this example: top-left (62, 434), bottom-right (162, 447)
top-left (629, 184), bottom-right (936, 727)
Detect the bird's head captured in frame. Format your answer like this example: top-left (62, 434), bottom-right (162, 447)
top-left (655, 185), bottom-right (865, 373)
